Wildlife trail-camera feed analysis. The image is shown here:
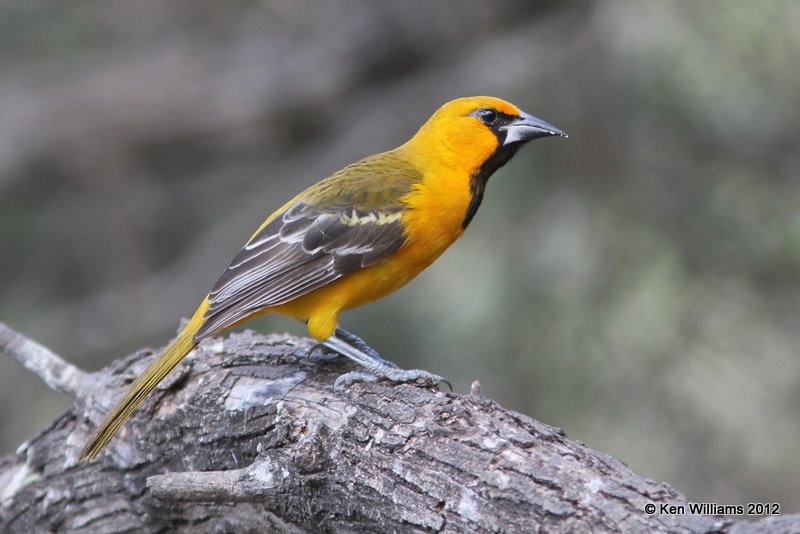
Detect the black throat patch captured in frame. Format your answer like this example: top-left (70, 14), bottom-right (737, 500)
top-left (461, 111), bottom-right (523, 228)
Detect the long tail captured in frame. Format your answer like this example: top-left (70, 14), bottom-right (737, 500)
top-left (80, 299), bottom-right (209, 461)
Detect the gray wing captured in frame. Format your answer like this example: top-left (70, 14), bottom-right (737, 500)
top-left (194, 200), bottom-right (405, 341)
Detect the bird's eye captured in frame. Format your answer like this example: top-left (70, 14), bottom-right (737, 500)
top-left (477, 108), bottom-right (498, 125)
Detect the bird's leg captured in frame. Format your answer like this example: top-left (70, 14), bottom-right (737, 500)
top-left (334, 327), bottom-right (398, 369)
top-left (306, 327), bottom-right (383, 363)
top-left (322, 333), bottom-right (451, 391)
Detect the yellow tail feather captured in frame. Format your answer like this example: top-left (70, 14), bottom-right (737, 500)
top-left (80, 299), bottom-right (209, 461)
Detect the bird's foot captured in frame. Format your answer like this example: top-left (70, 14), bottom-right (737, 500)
top-left (334, 367), bottom-right (452, 392)
top-left (322, 329), bottom-right (451, 391)
top-left (334, 327), bottom-right (399, 369)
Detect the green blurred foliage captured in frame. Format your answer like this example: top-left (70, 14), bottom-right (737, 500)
top-left (1, 0), bottom-right (798, 510)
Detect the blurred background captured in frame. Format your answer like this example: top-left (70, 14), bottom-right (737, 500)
top-left (1, 0), bottom-right (799, 511)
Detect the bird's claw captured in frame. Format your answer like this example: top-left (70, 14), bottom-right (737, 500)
top-left (383, 368), bottom-right (451, 391)
top-left (334, 368), bottom-right (452, 392)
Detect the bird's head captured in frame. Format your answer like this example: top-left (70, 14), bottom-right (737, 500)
top-left (404, 96), bottom-right (566, 173)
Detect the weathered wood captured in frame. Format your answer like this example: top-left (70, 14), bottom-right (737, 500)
top-left (0, 321), bottom-right (90, 397)
top-left (1, 331), bottom-right (795, 533)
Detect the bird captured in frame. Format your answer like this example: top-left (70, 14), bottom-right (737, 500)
top-left (80, 95), bottom-right (566, 461)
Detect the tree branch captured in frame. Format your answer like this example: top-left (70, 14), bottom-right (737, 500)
top-left (0, 330), bottom-right (795, 532)
top-left (0, 321), bottom-right (90, 398)
top-left (147, 453), bottom-right (301, 503)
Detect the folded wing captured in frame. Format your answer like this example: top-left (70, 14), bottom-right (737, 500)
top-left (195, 195), bottom-right (407, 340)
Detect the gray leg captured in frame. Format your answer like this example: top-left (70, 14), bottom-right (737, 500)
top-left (308, 328), bottom-right (394, 365)
top-left (322, 334), bottom-right (451, 391)
top-left (334, 327), bottom-right (398, 369)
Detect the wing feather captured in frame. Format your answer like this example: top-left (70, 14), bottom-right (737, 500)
top-left (195, 152), bottom-right (422, 341)
top-left (195, 199), bottom-right (406, 340)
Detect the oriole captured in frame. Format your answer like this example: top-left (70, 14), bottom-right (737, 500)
top-left (80, 96), bottom-right (566, 461)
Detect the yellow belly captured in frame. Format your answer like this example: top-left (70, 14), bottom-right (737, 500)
top-left (268, 245), bottom-right (436, 340)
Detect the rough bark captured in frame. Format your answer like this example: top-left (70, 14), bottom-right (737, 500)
top-left (0, 331), bottom-right (795, 533)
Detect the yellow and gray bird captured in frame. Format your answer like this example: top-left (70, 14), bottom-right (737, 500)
top-left (81, 96), bottom-right (566, 461)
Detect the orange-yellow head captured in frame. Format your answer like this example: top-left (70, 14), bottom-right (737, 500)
top-left (405, 96), bottom-right (565, 170)
top-left (403, 96), bottom-right (566, 227)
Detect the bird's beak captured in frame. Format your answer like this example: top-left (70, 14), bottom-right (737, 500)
top-left (503, 111), bottom-right (568, 146)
